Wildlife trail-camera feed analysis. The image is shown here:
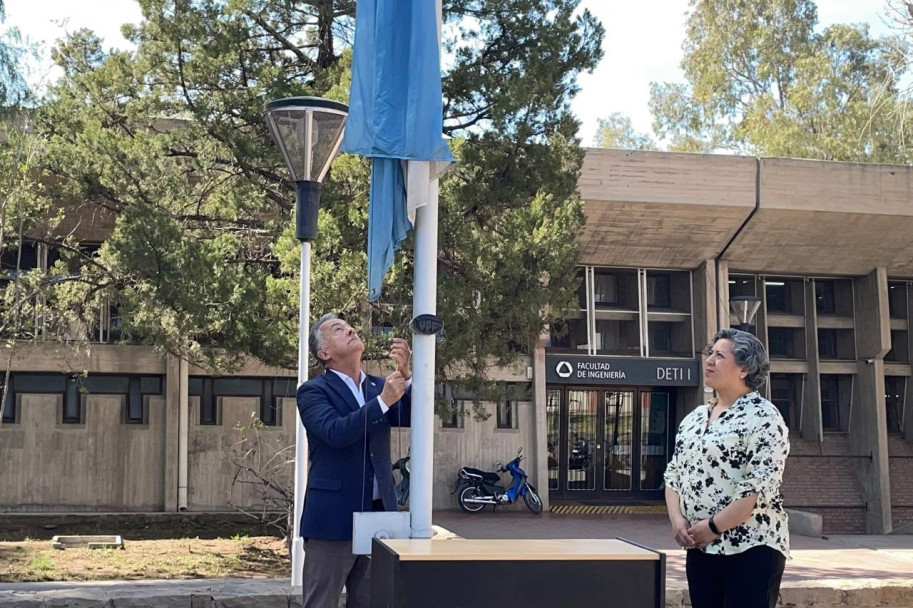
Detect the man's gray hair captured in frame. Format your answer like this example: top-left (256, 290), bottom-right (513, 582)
top-left (709, 328), bottom-right (770, 391)
top-left (309, 313), bottom-right (339, 367)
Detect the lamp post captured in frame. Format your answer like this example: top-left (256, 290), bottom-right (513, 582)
top-left (264, 96), bottom-right (348, 587)
top-left (729, 295), bottom-right (762, 332)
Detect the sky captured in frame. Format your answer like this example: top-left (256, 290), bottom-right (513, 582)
top-left (2, 0), bottom-right (899, 145)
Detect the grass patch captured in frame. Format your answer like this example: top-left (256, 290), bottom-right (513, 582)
top-left (0, 537), bottom-right (289, 583)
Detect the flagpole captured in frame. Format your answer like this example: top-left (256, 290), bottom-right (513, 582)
top-left (291, 240), bottom-right (311, 586)
top-left (410, 176), bottom-right (439, 539)
top-left (408, 0), bottom-right (444, 540)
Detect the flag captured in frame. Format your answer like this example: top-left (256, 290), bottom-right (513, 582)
top-left (341, 0), bottom-right (454, 300)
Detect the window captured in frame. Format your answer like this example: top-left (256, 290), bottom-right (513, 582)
top-left (441, 401), bottom-right (464, 429)
top-left (0, 241), bottom-right (39, 279)
top-left (821, 375), bottom-right (852, 432)
top-left (1, 376), bottom-right (13, 423)
top-left (552, 266), bottom-right (693, 357)
top-left (595, 319), bottom-right (641, 356)
top-left (815, 278), bottom-right (854, 317)
top-left (765, 278), bottom-right (804, 315)
top-left (496, 383), bottom-right (528, 430)
top-left (592, 271), bottom-right (618, 306)
top-left (647, 320), bottom-right (692, 357)
top-left (815, 280), bottom-right (836, 315)
top-left (264, 377), bottom-right (297, 427)
top-left (886, 331), bottom-right (910, 363)
top-left (549, 317), bottom-right (589, 352)
top-left (729, 275), bottom-right (757, 298)
top-left (64, 375), bottom-right (83, 424)
top-left (817, 329), bottom-right (855, 360)
top-left (888, 282), bottom-right (908, 320)
top-left (75, 374), bottom-right (163, 425)
top-left (190, 377), bottom-right (218, 425)
top-left (9, 373), bottom-right (67, 424)
top-left (190, 376), bottom-right (292, 427)
top-left (768, 327), bottom-right (805, 360)
top-left (126, 377), bottom-right (145, 423)
top-left (593, 269), bottom-right (639, 310)
top-left (885, 377), bottom-right (905, 434)
top-left (646, 274), bottom-right (671, 308)
top-left (769, 373), bottom-right (801, 430)
top-left (497, 401), bottom-right (515, 429)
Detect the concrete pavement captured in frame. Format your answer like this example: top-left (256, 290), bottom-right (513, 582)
top-left (1, 510), bottom-right (911, 607)
top-left (434, 509), bottom-right (913, 607)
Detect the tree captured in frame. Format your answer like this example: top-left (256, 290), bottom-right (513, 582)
top-left (593, 112), bottom-right (656, 150)
top-left (649, 0), bottom-right (908, 162)
top-left (13, 0), bottom-right (603, 396)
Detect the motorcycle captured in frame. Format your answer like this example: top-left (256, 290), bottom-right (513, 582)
top-left (452, 447), bottom-right (543, 514)
top-left (392, 449), bottom-right (410, 507)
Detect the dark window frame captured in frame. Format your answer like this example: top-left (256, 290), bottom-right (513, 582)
top-left (769, 373), bottom-right (801, 431)
top-left (190, 376), bottom-right (295, 427)
top-left (885, 376), bottom-right (905, 435)
top-left (1, 376), bottom-right (14, 423)
top-left (496, 400), bottom-right (516, 430)
top-left (441, 400), bottom-right (465, 429)
top-left (63, 375), bottom-right (83, 424)
top-left (75, 373), bottom-right (163, 425)
top-left (646, 273), bottom-right (672, 309)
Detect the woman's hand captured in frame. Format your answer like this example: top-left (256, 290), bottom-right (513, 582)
top-left (671, 515), bottom-right (696, 549)
top-left (687, 519), bottom-right (719, 549)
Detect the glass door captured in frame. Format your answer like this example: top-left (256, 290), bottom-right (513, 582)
top-left (603, 390), bottom-right (635, 493)
top-left (547, 386), bottom-right (672, 502)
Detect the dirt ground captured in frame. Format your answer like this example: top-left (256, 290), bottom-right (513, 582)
top-left (0, 536), bottom-right (290, 582)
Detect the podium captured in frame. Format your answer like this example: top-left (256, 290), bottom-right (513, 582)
top-left (371, 538), bottom-right (665, 608)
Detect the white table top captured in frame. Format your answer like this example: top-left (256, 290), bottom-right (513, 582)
top-left (378, 538), bottom-right (661, 561)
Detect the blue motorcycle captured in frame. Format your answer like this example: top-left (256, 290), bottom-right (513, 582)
top-left (452, 447), bottom-right (543, 514)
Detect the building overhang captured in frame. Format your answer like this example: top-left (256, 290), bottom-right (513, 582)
top-left (579, 149), bottom-right (913, 277)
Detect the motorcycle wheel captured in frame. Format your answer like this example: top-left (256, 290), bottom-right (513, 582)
top-left (458, 486), bottom-right (486, 514)
top-left (523, 486), bottom-right (544, 514)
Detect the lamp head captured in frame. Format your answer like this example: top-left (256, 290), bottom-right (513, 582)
top-left (264, 97), bottom-right (348, 183)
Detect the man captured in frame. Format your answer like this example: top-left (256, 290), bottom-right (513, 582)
top-left (297, 313), bottom-right (412, 608)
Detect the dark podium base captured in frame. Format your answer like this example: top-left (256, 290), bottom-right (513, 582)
top-left (371, 538), bottom-right (665, 608)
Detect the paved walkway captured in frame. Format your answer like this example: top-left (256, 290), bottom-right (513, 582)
top-left (433, 510), bottom-right (913, 606)
top-left (1, 511), bottom-right (911, 607)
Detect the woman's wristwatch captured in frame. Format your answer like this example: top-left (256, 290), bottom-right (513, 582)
top-left (708, 516), bottom-right (721, 535)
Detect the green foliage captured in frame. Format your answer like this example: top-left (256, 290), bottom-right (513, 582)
top-left (593, 112), bottom-right (656, 150)
top-left (649, 0), bottom-right (908, 161)
top-left (3, 0), bottom-right (603, 392)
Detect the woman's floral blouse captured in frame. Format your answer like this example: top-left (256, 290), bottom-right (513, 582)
top-left (664, 392), bottom-right (790, 558)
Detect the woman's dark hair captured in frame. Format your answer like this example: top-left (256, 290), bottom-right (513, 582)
top-left (708, 328), bottom-right (770, 391)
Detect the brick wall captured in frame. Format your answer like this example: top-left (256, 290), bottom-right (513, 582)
top-left (888, 435), bottom-right (913, 530)
top-left (782, 435), bottom-right (867, 534)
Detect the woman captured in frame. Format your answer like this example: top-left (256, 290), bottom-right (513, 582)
top-left (664, 328), bottom-right (790, 608)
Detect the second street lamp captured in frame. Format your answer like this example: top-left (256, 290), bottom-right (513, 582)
top-left (729, 295), bottom-right (762, 332)
top-left (264, 96), bottom-right (348, 587)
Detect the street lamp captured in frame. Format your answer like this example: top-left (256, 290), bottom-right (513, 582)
top-left (729, 295), bottom-right (761, 332)
top-left (264, 96), bottom-right (348, 587)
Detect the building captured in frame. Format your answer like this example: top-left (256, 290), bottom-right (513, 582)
top-left (2, 148), bottom-right (912, 535)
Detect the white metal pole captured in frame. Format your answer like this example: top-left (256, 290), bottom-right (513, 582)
top-left (291, 241), bottom-right (311, 586)
top-left (177, 358), bottom-right (189, 511)
top-left (410, 176), bottom-right (439, 539)
top-left (409, 0), bottom-right (445, 540)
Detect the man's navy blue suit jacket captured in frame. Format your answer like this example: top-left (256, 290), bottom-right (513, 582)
top-left (296, 370), bottom-right (411, 541)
